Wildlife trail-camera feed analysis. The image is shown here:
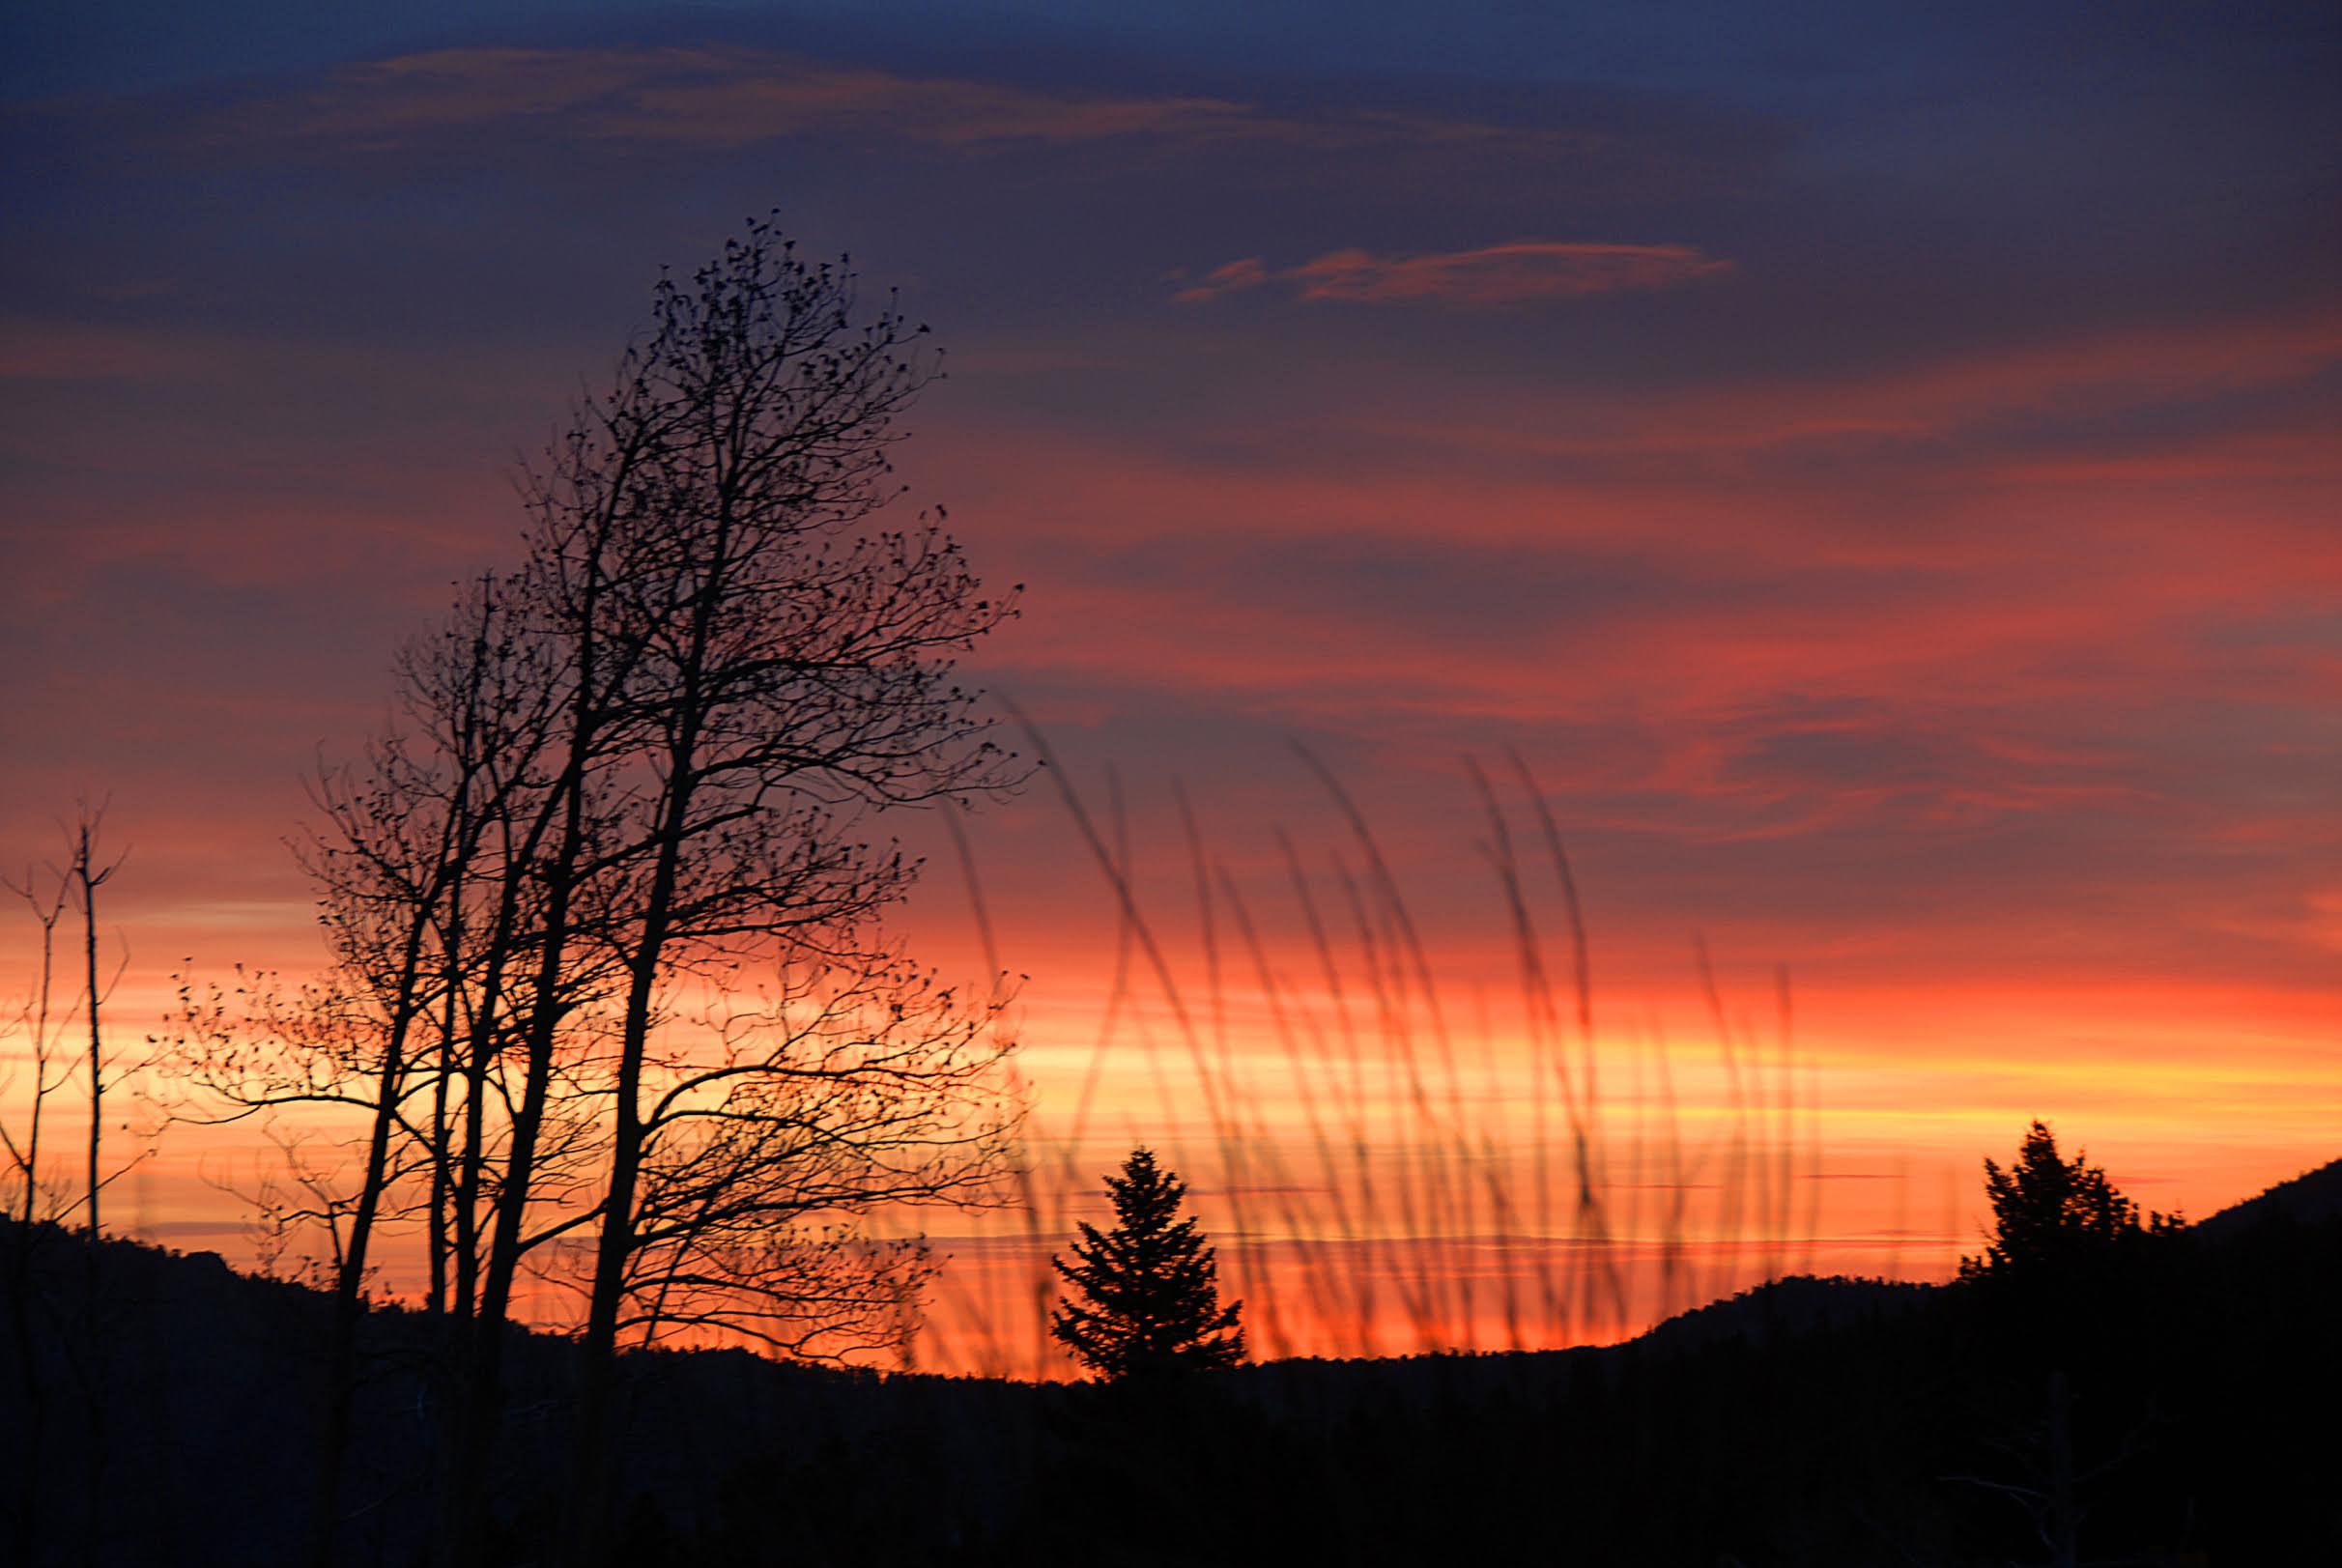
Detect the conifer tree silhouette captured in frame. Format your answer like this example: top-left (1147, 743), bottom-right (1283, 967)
top-left (1959, 1120), bottom-right (2160, 1280)
top-left (1051, 1148), bottom-right (1244, 1382)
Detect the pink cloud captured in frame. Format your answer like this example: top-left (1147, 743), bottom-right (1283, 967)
top-left (1653, 309), bottom-right (2342, 450)
top-left (1174, 241), bottom-right (1734, 307)
top-left (1169, 257), bottom-right (1271, 304)
top-left (1259, 305), bottom-right (2342, 494)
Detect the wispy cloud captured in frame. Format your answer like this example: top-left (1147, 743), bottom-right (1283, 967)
top-left (0, 319), bottom-right (210, 382)
top-left (1171, 241), bottom-right (1733, 307)
top-left (1342, 306), bottom-right (2342, 462)
top-left (258, 45), bottom-right (1615, 158)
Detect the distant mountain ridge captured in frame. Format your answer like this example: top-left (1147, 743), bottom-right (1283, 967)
top-left (2194, 1155), bottom-right (2342, 1238)
top-left (1575, 1154), bottom-right (2342, 1358)
top-left (4, 1155), bottom-right (2337, 1564)
top-left (1634, 1271), bottom-right (1936, 1354)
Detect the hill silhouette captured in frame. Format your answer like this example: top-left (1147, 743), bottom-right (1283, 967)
top-left (3, 1166), bottom-right (2336, 1565)
top-left (2193, 1155), bottom-right (2342, 1239)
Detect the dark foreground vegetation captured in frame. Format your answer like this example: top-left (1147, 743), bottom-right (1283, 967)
top-left (3, 1159), bottom-right (2335, 1566)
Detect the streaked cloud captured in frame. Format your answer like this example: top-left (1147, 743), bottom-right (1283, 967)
top-left (1172, 241), bottom-right (1732, 307)
top-left (9, 3), bottom-right (2342, 1300)
top-left (257, 45), bottom-right (1615, 159)
top-left (0, 319), bottom-right (212, 382)
top-left (1276, 305), bottom-right (2342, 479)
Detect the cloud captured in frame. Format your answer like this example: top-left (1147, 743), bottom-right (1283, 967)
top-left (1169, 257), bottom-right (1271, 303)
top-left (1171, 241), bottom-right (1733, 307)
top-left (1662, 310), bottom-right (2342, 452)
top-left (1285, 305), bottom-right (2342, 482)
top-left (0, 319), bottom-right (211, 382)
top-left (249, 46), bottom-right (1253, 148)
top-left (261, 46), bottom-right (1616, 159)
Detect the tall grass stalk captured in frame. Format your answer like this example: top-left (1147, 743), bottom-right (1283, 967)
top-left (899, 716), bottom-right (1822, 1377)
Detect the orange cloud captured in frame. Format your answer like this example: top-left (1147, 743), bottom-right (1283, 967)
top-left (1174, 241), bottom-right (1733, 307)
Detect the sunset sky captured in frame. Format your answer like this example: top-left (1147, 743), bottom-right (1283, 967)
top-left (4, 3), bottom-right (2339, 1360)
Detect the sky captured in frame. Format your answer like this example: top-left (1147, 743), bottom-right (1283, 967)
top-left (4, 2), bottom-right (2340, 1362)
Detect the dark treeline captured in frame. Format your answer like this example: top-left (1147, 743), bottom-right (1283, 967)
top-left (2, 1163), bottom-right (2334, 1566)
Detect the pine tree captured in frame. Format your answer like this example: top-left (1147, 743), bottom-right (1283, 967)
top-left (1051, 1148), bottom-right (1244, 1382)
top-left (1959, 1120), bottom-right (2160, 1280)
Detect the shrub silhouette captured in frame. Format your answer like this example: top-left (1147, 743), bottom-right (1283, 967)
top-left (1051, 1148), bottom-right (1244, 1382)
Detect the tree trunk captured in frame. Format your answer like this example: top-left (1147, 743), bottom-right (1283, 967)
top-left (72, 820), bottom-right (111, 1568)
top-left (438, 558), bottom-right (609, 1568)
top-left (76, 825), bottom-right (100, 1241)
top-left (306, 912), bottom-right (435, 1568)
top-left (2046, 1369), bottom-right (2080, 1568)
top-left (566, 551), bottom-right (723, 1565)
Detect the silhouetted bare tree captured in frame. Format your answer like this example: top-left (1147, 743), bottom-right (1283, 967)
top-left (527, 217), bottom-right (1023, 1563)
top-left (68, 815), bottom-right (124, 1244)
top-left (157, 215), bottom-right (1024, 1568)
top-left (3, 862), bottom-right (71, 1228)
top-left (0, 806), bottom-right (131, 1568)
top-left (1, 855), bottom-right (72, 1566)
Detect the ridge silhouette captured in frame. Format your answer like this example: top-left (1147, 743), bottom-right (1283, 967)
top-left (5, 1154), bottom-right (2335, 1564)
